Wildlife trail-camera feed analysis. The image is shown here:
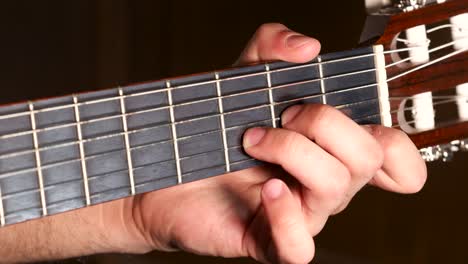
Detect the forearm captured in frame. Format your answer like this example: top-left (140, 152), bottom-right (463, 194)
top-left (0, 198), bottom-right (149, 263)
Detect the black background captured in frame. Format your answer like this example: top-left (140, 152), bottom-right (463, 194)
top-left (1, 1), bottom-right (467, 263)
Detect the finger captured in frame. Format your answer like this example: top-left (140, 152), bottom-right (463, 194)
top-left (262, 179), bottom-right (315, 264)
top-left (243, 127), bottom-right (351, 235)
top-left (234, 23), bottom-right (320, 66)
top-left (280, 104), bottom-right (384, 212)
top-left (366, 125), bottom-right (427, 194)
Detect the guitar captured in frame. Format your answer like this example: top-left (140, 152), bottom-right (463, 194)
top-left (0, 0), bottom-right (466, 228)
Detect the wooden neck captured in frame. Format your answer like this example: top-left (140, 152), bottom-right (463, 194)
top-left (0, 45), bottom-right (386, 227)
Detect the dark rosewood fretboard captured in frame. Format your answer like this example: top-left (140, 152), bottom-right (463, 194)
top-left (0, 46), bottom-right (384, 226)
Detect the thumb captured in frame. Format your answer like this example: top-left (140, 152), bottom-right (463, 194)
top-left (235, 23), bottom-right (321, 66)
top-left (261, 179), bottom-right (315, 264)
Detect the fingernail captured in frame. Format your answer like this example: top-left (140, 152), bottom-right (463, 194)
top-left (263, 179), bottom-right (284, 200)
top-left (281, 105), bottom-right (302, 126)
top-left (286, 34), bottom-right (313, 49)
top-left (243, 127), bottom-right (266, 148)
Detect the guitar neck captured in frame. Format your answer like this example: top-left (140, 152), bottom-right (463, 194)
top-left (0, 45), bottom-right (389, 227)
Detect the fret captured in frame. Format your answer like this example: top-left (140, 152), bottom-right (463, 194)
top-left (118, 88), bottom-right (136, 196)
top-left (28, 103), bottom-right (47, 216)
top-left (317, 56), bottom-right (327, 104)
top-left (166, 81), bottom-right (183, 184)
top-left (215, 72), bottom-right (231, 172)
top-left (73, 96), bottom-right (91, 206)
top-left (0, 185), bottom-right (5, 226)
top-left (265, 64), bottom-right (277, 128)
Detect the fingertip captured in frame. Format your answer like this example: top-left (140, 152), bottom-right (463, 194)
top-left (262, 178), bottom-right (285, 201)
top-left (243, 127), bottom-right (267, 149)
top-left (281, 32), bottom-right (321, 63)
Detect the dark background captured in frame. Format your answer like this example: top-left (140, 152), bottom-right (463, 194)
top-left (1, 1), bottom-right (467, 263)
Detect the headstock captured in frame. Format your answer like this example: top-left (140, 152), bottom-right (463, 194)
top-left (362, 0), bottom-right (468, 161)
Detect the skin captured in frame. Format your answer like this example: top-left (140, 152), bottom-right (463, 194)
top-left (0, 23), bottom-right (427, 264)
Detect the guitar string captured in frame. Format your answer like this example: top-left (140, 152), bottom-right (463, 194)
top-left (0, 40), bottom-right (465, 164)
top-left (0, 36), bottom-right (463, 143)
top-left (3, 156), bottom-right (263, 219)
top-left (386, 38), bottom-right (461, 68)
top-left (0, 68), bottom-right (379, 141)
top-left (7, 94), bottom-right (468, 211)
top-left (387, 46), bottom-right (468, 82)
top-left (4, 88), bottom-right (463, 162)
top-left (2, 19), bottom-right (456, 122)
top-left (0, 46), bottom-right (422, 121)
top-left (1, 25), bottom-right (467, 222)
top-left (396, 23), bottom-right (466, 44)
top-left (0, 96), bottom-right (384, 179)
top-left (0, 37), bottom-right (464, 179)
top-left (2, 95), bottom-right (466, 216)
top-left (0, 109), bottom-right (399, 207)
top-left (0, 92), bottom-right (466, 186)
top-left (2, 94), bottom-right (467, 215)
top-left (7, 19), bottom-right (463, 123)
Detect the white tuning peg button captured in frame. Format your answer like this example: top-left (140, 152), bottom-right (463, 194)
top-left (451, 14), bottom-right (468, 121)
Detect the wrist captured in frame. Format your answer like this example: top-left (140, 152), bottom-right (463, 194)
top-left (100, 196), bottom-right (155, 254)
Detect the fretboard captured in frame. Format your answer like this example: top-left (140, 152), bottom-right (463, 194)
top-left (0, 45), bottom-right (390, 227)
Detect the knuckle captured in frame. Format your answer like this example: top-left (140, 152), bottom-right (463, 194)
top-left (279, 132), bottom-right (307, 159)
top-left (303, 104), bottom-right (339, 135)
top-left (256, 23), bottom-right (287, 37)
top-left (364, 142), bottom-right (385, 175)
top-left (382, 128), bottom-right (410, 158)
top-left (318, 163), bottom-right (351, 201)
top-left (379, 128), bottom-right (427, 193)
top-left (352, 135), bottom-right (384, 179)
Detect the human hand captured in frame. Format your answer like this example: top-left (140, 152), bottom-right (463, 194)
top-left (109, 23), bottom-right (427, 264)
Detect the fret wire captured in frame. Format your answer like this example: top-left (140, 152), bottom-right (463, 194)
top-left (166, 81), bottom-right (183, 184)
top-left (2, 109), bottom-right (387, 207)
top-left (0, 95), bottom-right (385, 181)
top-left (215, 72), bottom-right (231, 173)
top-left (2, 141), bottom-right (268, 208)
top-left (73, 96), bottom-right (91, 206)
top-left (118, 88), bottom-right (136, 196)
top-left (28, 103), bottom-right (47, 216)
top-left (0, 67), bottom-right (378, 141)
top-left (3, 154), bottom-right (265, 220)
top-left (265, 64), bottom-right (276, 128)
top-left (0, 82), bottom-right (381, 163)
top-left (0, 51), bottom-right (383, 121)
top-left (317, 56), bottom-right (327, 105)
top-left (0, 185), bottom-right (5, 226)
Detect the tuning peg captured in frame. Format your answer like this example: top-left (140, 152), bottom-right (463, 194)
top-left (420, 138), bottom-right (468, 162)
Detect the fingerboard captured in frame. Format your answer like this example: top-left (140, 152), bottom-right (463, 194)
top-left (0, 46), bottom-right (388, 226)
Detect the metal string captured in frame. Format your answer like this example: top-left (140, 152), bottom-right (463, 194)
top-left (0, 67), bottom-right (379, 140)
top-left (387, 45), bottom-right (468, 82)
top-left (0, 96), bottom-right (383, 179)
top-left (0, 39), bottom-right (466, 214)
top-left (2, 96), bottom-right (466, 217)
top-left (0, 37), bottom-right (463, 143)
top-left (0, 110), bottom-right (387, 213)
top-left (1, 92), bottom-right (466, 185)
top-left (0, 81), bottom-right (379, 160)
top-left (0, 46), bottom-right (430, 122)
top-left (0, 39), bottom-right (465, 170)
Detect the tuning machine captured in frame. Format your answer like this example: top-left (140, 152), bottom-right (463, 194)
top-left (420, 138), bottom-right (468, 162)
